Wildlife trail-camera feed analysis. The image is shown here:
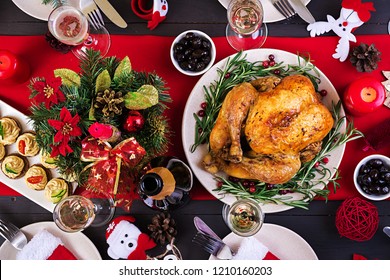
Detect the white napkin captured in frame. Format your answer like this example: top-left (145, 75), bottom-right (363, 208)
top-left (232, 237), bottom-right (279, 260)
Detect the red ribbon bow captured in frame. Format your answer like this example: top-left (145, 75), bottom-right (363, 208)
top-left (80, 137), bottom-right (146, 211)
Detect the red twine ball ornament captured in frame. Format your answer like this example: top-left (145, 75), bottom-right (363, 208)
top-left (335, 197), bottom-right (379, 241)
top-left (123, 111), bottom-right (145, 132)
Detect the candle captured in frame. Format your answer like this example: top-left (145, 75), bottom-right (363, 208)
top-left (0, 50), bottom-right (31, 84)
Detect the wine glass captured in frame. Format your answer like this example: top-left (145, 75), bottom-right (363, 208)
top-left (226, 0), bottom-right (268, 51)
top-left (53, 192), bottom-right (115, 233)
top-left (47, 5), bottom-right (111, 58)
top-left (222, 198), bottom-right (264, 237)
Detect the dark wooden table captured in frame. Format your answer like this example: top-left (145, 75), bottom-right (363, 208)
top-left (1, 0), bottom-right (389, 260)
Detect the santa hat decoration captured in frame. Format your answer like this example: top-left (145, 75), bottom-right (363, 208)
top-left (16, 229), bottom-right (77, 260)
top-left (232, 237), bottom-right (279, 260)
top-left (106, 216), bottom-right (156, 260)
top-left (341, 0), bottom-right (375, 23)
top-left (131, 0), bottom-right (169, 30)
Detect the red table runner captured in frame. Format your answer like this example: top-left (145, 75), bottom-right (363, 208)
top-left (0, 34), bottom-right (389, 201)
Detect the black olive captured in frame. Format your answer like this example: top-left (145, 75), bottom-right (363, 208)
top-left (368, 159), bottom-right (384, 168)
top-left (381, 186), bottom-right (390, 194)
top-left (201, 39), bottom-right (212, 49)
top-left (173, 43), bottom-right (184, 54)
top-left (185, 32), bottom-right (195, 40)
top-left (361, 174), bottom-right (372, 186)
top-left (202, 55), bottom-right (211, 65)
top-left (382, 172), bottom-right (390, 183)
top-left (192, 49), bottom-right (204, 59)
top-left (359, 164), bottom-right (371, 174)
top-left (183, 48), bottom-right (194, 58)
top-left (369, 169), bottom-right (380, 180)
top-left (176, 53), bottom-right (185, 62)
top-left (191, 37), bottom-right (202, 49)
top-left (179, 61), bottom-right (189, 70)
top-left (195, 62), bottom-right (206, 71)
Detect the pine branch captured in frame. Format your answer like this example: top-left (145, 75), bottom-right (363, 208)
top-left (41, 0), bottom-right (67, 8)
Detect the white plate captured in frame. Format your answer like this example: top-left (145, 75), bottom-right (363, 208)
top-left (218, 0), bottom-right (311, 23)
top-left (0, 100), bottom-right (76, 213)
top-left (12, 0), bottom-right (79, 21)
top-left (210, 223), bottom-right (318, 260)
top-left (182, 48), bottom-right (345, 213)
top-left (0, 221), bottom-right (101, 260)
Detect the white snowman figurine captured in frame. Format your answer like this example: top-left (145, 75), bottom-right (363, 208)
top-left (106, 216), bottom-right (156, 260)
top-left (307, 0), bottom-right (375, 62)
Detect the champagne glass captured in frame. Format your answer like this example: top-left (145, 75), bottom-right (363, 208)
top-left (226, 0), bottom-right (268, 51)
top-left (48, 5), bottom-right (111, 58)
top-left (222, 198), bottom-right (264, 237)
top-left (53, 192), bottom-right (115, 233)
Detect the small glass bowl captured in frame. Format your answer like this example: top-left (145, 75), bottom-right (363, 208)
top-left (170, 30), bottom-right (216, 76)
top-left (353, 154), bottom-right (390, 201)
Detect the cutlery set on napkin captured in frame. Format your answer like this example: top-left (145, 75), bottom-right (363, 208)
top-left (193, 217), bottom-right (279, 260)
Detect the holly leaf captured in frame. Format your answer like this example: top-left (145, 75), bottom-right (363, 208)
top-left (124, 85), bottom-right (159, 110)
top-left (113, 56), bottom-right (132, 81)
top-left (54, 68), bottom-right (81, 87)
top-left (95, 69), bottom-right (111, 93)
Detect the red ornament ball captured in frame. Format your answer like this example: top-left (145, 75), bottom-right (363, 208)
top-left (123, 111), bottom-right (145, 132)
top-left (335, 197), bottom-right (379, 241)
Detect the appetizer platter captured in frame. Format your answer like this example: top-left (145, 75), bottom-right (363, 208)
top-left (182, 49), bottom-right (362, 213)
top-left (0, 100), bottom-right (72, 212)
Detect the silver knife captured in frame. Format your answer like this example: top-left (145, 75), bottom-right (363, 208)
top-left (194, 217), bottom-right (233, 259)
top-left (288, 0), bottom-right (315, 24)
top-left (94, 0), bottom-right (127, 28)
top-left (384, 226), bottom-right (390, 238)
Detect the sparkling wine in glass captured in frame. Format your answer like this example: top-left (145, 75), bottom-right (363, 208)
top-left (226, 0), bottom-right (268, 51)
top-left (53, 194), bottom-right (115, 233)
top-left (48, 5), bottom-right (111, 58)
top-left (222, 198), bottom-right (264, 237)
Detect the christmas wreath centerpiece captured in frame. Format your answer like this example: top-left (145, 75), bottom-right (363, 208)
top-left (28, 50), bottom-right (172, 210)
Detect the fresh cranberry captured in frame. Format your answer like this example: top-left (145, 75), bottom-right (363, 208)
top-left (266, 184), bottom-right (274, 190)
top-left (217, 181), bottom-right (223, 188)
top-left (249, 181), bottom-right (256, 187)
top-left (200, 102), bottom-right (207, 109)
top-left (268, 54), bottom-right (275, 61)
top-left (197, 110), bottom-right (205, 117)
top-left (273, 69), bottom-right (281, 75)
top-left (249, 186), bottom-right (256, 193)
top-left (269, 60), bottom-right (276, 67)
top-left (314, 161), bottom-right (320, 168)
top-left (262, 61), bottom-right (269, 68)
top-left (224, 72), bottom-right (231, 79)
top-left (320, 89), bottom-right (328, 96)
top-left (279, 190), bottom-right (288, 195)
top-left (198, 127), bottom-right (203, 133)
top-left (242, 180), bottom-right (249, 187)
top-left (322, 157), bottom-right (329, 164)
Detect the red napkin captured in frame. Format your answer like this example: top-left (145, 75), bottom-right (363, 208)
top-left (232, 237), bottom-right (279, 260)
top-left (16, 229), bottom-right (77, 260)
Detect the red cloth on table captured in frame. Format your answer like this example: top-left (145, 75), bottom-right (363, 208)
top-left (0, 34), bottom-right (389, 200)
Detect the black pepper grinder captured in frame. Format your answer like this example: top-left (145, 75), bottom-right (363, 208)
top-left (138, 156), bottom-right (193, 211)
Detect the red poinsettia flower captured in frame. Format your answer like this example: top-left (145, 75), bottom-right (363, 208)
top-left (48, 107), bottom-right (82, 156)
top-left (50, 141), bottom-right (73, 157)
top-left (33, 77), bottom-right (65, 108)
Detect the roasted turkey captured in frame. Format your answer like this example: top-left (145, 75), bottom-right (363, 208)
top-left (203, 75), bottom-right (334, 184)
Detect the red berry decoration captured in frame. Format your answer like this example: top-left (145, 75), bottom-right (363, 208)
top-left (335, 197), bottom-right (379, 241)
top-left (123, 110), bottom-right (145, 132)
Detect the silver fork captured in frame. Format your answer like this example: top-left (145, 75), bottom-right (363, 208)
top-left (0, 219), bottom-right (28, 250)
top-left (80, 0), bottom-right (105, 29)
top-left (192, 232), bottom-right (234, 259)
top-left (271, 0), bottom-right (296, 20)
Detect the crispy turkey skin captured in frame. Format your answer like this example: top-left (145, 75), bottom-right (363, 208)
top-left (203, 75), bottom-right (334, 184)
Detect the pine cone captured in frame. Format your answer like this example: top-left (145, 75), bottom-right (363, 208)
top-left (350, 43), bottom-right (381, 72)
top-left (45, 31), bottom-right (74, 54)
top-left (94, 89), bottom-right (124, 118)
top-left (148, 212), bottom-right (177, 245)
